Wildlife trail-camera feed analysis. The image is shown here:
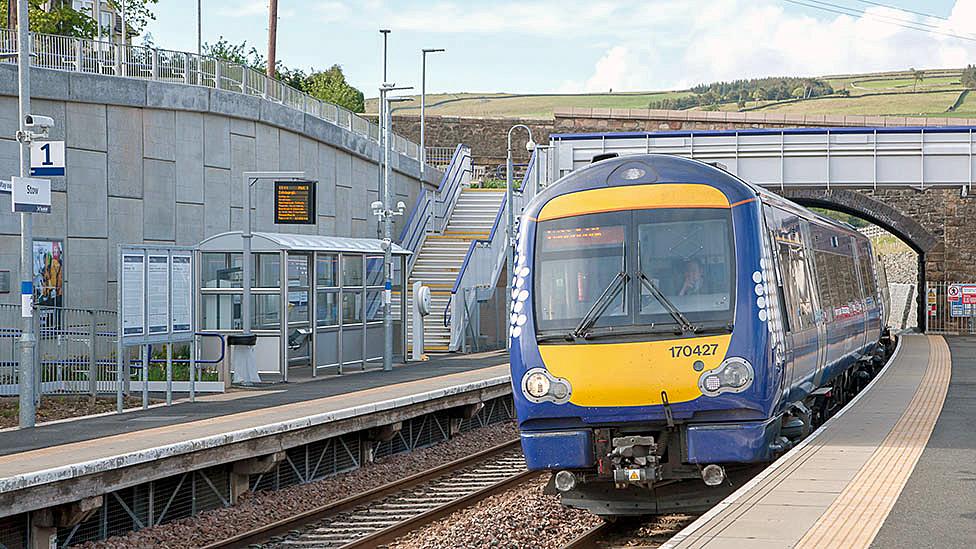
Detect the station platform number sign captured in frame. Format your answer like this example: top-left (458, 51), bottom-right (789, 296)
top-left (947, 283), bottom-right (976, 317)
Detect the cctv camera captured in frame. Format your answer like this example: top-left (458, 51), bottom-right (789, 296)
top-left (525, 139), bottom-right (537, 152)
top-left (24, 114), bottom-right (55, 129)
top-left (370, 200), bottom-right (383, 211)
top-left (396, 201), bottom-right (406, 211)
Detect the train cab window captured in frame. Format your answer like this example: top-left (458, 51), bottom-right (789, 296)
top-left (535, 212), bottom-right (628, 332)
top-left (533, 207), bottom-right (735, 340)
top-left (635, 209), bottom-right (734, 325)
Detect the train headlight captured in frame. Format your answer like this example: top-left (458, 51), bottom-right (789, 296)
top-left (525, 372), bottom-right (550, 398)
top-left (698, 357), bottom-right (754, 396)
top-left (521, 368), bottom-right (572, 404)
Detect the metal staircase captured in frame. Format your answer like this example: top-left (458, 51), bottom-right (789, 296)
top-left (407, 189), bottom-right (506, 352)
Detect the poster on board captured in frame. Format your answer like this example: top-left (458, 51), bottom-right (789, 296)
top-left (147, 255), bottom-right (170, 334)
top-left (171, 254), bottom-right (192, 332)
top-left (33, 240), bottom-right (64, 328)
top-left (121, 254), bottom-right (145, 336)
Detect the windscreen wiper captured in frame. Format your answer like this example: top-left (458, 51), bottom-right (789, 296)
top-left (572, 271), bottom-right (629, 339)
top-left (636, 271), bottom-right (696, 334)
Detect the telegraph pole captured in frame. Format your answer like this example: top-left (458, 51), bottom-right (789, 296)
top-left (15, 0), bottom-right (36, 429)
top-left (267, 0), bottom-right (278, 78)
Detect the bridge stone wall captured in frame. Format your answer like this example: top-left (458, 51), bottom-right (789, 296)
top-left (0, 66), bottom-right (438, 310)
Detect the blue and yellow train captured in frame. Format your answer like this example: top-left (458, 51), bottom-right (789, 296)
top-left (509, 154), bottom-right (891, 516)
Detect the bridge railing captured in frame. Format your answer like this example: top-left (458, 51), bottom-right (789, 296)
top-left (0, 29), bottom-right (425, 163)
top-left (445, 147), bottom-right (552, 351)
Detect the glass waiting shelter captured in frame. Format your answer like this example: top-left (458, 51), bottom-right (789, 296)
top-left (197, 231), bottom-right (409, 381)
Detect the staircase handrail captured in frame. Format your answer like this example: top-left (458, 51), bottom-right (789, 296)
top-left (442, 151), bottom-right (542, 340)
top-left (397, 144), bottom-right (471, 273)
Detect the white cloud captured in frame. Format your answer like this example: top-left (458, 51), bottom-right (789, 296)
top-left (558, 0), bottom-right (976, 92)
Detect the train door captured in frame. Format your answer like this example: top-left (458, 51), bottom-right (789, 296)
top-left (765, 207), bottom-right (820, 398)
top-left (802, 223), bottom-right (828, 385)
top-left (851, 237), bottom-right (869, 355)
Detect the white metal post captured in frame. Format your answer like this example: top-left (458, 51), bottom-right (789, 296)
top-left (382, 89), bottom-right (392, 371)
top-left (16, 0), bottom-right (36, 429)
top-left (419, 48), bottom-right (444, 177)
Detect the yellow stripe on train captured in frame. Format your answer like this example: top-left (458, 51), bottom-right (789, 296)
top-left (536, 184), bottom-right (730, 222)
top-left (538, 335), bottom-right (732, 407)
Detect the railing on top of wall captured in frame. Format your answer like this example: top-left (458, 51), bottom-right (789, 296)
top-left (0, 29), bottom-right (421, 161)
top-left (398, 144), bottom-right (472, 272)
top-left (444, 148), bottom-right (551, 350)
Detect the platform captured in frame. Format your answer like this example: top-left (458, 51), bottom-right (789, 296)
top-left (664, 334), bottom-right (975, 549)
top-left (0, 351), bottom-right (511, 517)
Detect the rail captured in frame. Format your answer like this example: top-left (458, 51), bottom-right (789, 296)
top-left (204, 439), bottom-right (524, 548)
top-left (0, 29), bottom-right (422, 161)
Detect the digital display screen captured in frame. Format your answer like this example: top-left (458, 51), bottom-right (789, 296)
top-left (274, 181), bottom-right (316, 225)
top-left (541, 225), bottom-right (625, 250)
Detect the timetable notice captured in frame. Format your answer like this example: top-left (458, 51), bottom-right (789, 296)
top-left (274, 181), bottom-right (316, 224)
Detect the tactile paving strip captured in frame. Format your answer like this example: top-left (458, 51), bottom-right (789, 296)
top-left (794, 335), bottom-right (951, 549)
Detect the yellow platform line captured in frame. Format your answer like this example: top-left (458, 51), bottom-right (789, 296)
top-left (795, 335), bottom-right (951, 549)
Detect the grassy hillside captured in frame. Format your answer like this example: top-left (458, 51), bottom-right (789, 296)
top-left (367, 68), bottom-right (975, 119)
top-left (364, 91), bottom-right (692, 118)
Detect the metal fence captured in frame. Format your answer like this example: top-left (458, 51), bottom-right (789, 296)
top-left (0, 305), bottom-right (224, 398)
top-left (0, 304), bottom-right (118, 396)
top-left (0, 29), bottom-right (423, 161)
top-left (924, 282), bottom-right (976, 335)
top-left (425, 146), bottom-right (456, 168)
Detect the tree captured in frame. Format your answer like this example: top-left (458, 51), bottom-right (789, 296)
top-left (911, 67), bottom-right (924, 92)
top-left (961, 65), bottom-right (976, 89)
top-left (1, 0), bottom-right (96, 37)
top-left (304, 65), bottom-right (365, 113)
top-left (106, 0), bottom-right (158, 42)
top-left (203, 36), bottom-right (266, 71)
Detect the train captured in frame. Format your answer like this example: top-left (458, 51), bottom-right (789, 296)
top-left (508, 153), bottom-right (892, 517)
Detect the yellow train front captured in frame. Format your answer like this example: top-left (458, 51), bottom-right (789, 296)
top-left (510, 154), bottom-right (886, 516)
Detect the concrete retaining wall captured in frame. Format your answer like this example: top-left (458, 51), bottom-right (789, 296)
top-left (0, 65), bottom-right (439, 309)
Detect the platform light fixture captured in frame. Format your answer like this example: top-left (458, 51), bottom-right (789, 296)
top-left (420, 47), bottom-right (445, 175)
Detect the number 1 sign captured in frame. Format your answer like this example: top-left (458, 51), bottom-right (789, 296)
top-left (30, 141), bottom-right (66, 177)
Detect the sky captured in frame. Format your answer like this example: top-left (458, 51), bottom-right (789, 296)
top-left (142, 0), bottom-right (976, 95)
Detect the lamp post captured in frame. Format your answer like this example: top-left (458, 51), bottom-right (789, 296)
top-left (377, 85), bottom-right (412, 371)
top-left (377, 29), bottom-right (391, 212)
top-left (14, 0), bottom-right (36, 428)
top-left (506, 125), bottom-right (535, 347)
top-left (420, 48), bottom-right (445, 176)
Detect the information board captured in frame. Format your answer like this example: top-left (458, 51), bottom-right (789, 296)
top-left (274, 181), bottom-right (316, 224)
top-left (147, 255), bottom-right (170, 334)
top-left (171, 254), bottom-right (192, 332)
top-left (119, 246), bottom-right (195, 344)
top-left (121, 254), bottom-right (146, 336)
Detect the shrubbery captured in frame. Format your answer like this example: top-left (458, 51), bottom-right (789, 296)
top-left (651, 76), bottom-right (834, 110)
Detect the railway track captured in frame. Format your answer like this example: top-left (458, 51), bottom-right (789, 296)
top-left (206, 440), bottom-right (535, 549)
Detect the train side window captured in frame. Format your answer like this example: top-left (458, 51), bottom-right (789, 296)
top-left (813, 249), bottom-right (835, 321)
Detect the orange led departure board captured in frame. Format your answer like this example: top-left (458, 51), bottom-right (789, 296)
top-left (274, 181), bottom-right (316, 224)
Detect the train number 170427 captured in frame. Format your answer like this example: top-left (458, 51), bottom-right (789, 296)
top-left (668, 344), bottom-right (719, 358)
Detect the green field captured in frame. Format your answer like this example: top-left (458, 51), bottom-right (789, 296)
top-left (364, 91), bottom-right (693, 118)
top-left (365, 69), bottom-right (972, 119)
top-left (756, 91), bottom-right (971, 117)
